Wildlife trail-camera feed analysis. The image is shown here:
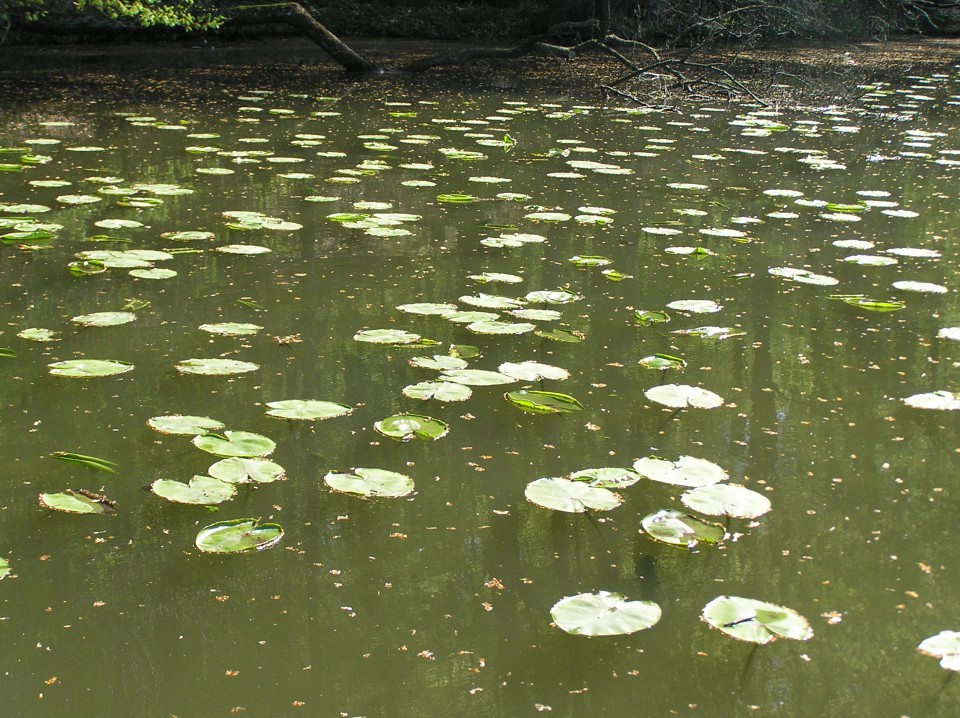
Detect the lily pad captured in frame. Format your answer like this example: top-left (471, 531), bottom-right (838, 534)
top-left (192, 431), bottom-right (276, 457)
top-left (892, 280), bottom-right (948, 294)
top-left (354, 329), bottom-right (422, 344)
top-left (768, 267), bottom-right (839, 286)
top-left (199, 323), bottom-right (263, 336)
top-left (645, 384), bottom-right (724, 409)
top-left (175, 358), bottom-right (259, 376)
top-left (681, 483), bottom-right (772, 518)
top-left (402, 381), bottom-right (472, 402)
top-left (48, 359), bottom-right (134, 378)
top-left (641, 509), bottom-right (725, 548)
top-left (498, 361), bottom-right (570, 382)
top-left (397, 302), bottom-right (459, 315)
top-left (324, 467), bottom-right (415, 497)
top-left (71, 311), bottom-right (137, 327)
top-left (195, 518), bottom-right (284, 553)
top-left (639, 353), bottom-right (686, 370)
top-left (634, 310), bottom-right (670, 326)
top-left (701, 596), bottom-right (813, 644)
top-left (525, 290), bottom-right (581, 304)
top-left (917, 630), bottom-right (960, 671)
top-left (265, 400), bottom-right (353, 421)
top-left (207, 457), bottom-right (285, 484)
top-left (375, 413), bottom-right (449, 441)
top-left (147, 415), bottom-right (225, 435)
top-left (524, 477), bottom-right (621, 512)
top-left (633, 455), bottom-right (728, 487)
top-left (467, 320), bottom-right (535, 335)
top-left (441, 369), bottom-right (515, 386)
top-left (17, 327), bottom-right (58, 342)
top-left (505, 390), bottom-right (583, 414)
top-left (569, 467), bottom-right (642, 489)
top-left (151, 475), bottom-right (237, 505)
top-left (551, 591), bottom-right (661, 636)
top-left (409, 355), bottom-right (468, 371)
top-left (666, 300), bottom-right (723, 313)
top-left (903, 391), bottom-right (960, 410)
top-left (39, 489), bottom-right (116, 515)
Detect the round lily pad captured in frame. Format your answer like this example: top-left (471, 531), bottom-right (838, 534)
top-left (39, 489), bottom-right (116, 515)
top-left (498, 361), bottom-right (570, 382)
top-left (354, 329), bottom-right (421, 344)
top-left (207, 457), bottom-right (285, 484)
top-left (903, 391), bottom-right (960, 410)
top-left (505, 390), bottom-right (583, 414)
top-left (216, 244), bottom-right (271, 255)
top-left (551, 591), bottom-right (661, 636)
top-left (918, 630), bottom-right (960, 671)
top-left (397, 302), bottom-right (458, 315)
top-left (525, 290), bottom-right (581, 304)
top-left (130, 268), bottom-right (177, 280)
top-left (71, 311), bottom-right (137, 327)
top-left (402, 381), bottom-right (472, 402)
top-left (441, 369), bottom-right (515, 386)
top-left (408, 355), bottom-right (468, 371)
top-left (324, 467), bottom-right (415, 497)
top-left (641, 509), bottom-right (725, 548)
top-left (151, 475), bottom-right (237, 505)
top-left (524, 477), bottom-right (621, 513)
top-left (467, 320), bottom-right (535, 335)
top-left (701, 596), bottom-right (813, 644)
top-left (374, 413), bottom-right (449, 441)
top-left (645, 384), bottom-right (724, 409)
top-left (680, 483), bottom-right (771, 518)
top-left (892, 280), bottom-right (948, 294)
top-left (569, 467), bottom-right (642, 489)
top-left (265, 399), bottom-right (353, 421)
top-left (666, 299), bottom-right (723, 313)
top-left (199, 322), bottom-right (263, 336)
top-left (17, 327), bottom-right (58, 342)
top-left (175, 358), bottom-right (259, 375)
top-left (192, 431), bottom-right (276, 457)
top-left (48, 359), bottom-right (134, 378)
top-left (195, 518), bottom-right (283, 553)
top-left (633, 455), bottom-right (727, 487)
top-left (147, 415), bottom-right (225, 435)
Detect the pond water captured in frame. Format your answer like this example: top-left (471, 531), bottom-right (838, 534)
top-left (1, 70), bottom-right (960, 717)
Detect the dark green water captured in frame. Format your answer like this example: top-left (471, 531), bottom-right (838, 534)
top-left (1, 74), bottom-right (960, 717)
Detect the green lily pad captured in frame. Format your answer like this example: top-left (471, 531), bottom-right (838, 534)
top-left (175, 358), bottom-right (259, 375)
top-left (459, 294), bottom-right (526, 310)
top-left (505, 390), bottom-right (583, 414)
top-left (0, 558), bottom-right (9, 579)
top-left (701, 596), bottom-right (813, 644)
top-left (918, 630), bottom-right (960, 671)
top-left (524, 477), bottom-right (620, 512)
top-left (525, 290), bottom-right (581, 304)
top-left (48, 359), bottom-right (134, 377)
top-left (39, 489), bottom-right (116, 515)
top-left (633, 455), bottom-right (727, 487)
top-left (534, 328), bottom-right (584, 343)
top-left (645, 384), bottom-right (724, 409)
top-left (402, 381), bottom-right (472, 402)
top-left (569, 467), bottom-right (642, 489)
top-left (17, 327), bottom-right (58, 342)
top-left (161, 230), bottom-right (215, 241)
top-left (324, 467), bottom-right (415, 498)
top-left (768, 267), bottom-right (839, 286)
top-left (151, 475), bottom-right (237, 505)
top-left (192, 431), bottom-right (276, 457)
top-left (130, 268), bottom-right (177, 280)
top-left (441, 369), bottom-right (515, 386)
top-left (666, 299), bottom-right (723, 313)
top-left (147, 415), bottom-right (225, 435)
top-left (639, 353), bottom-right (686, 370)
top-left (672, 326), bottom-right (746, 339)
top-left (199, 322), bottom-right (263, 336)
top-left (195, 518), bottom-right (284, 553)
top-left (354, 329), bottom-right (422, 344)
top-left (215, 244), bottom-right (271, 255)
top-left (498, 361), bottom-right (570, 382)
top-left (207, 457), bottom-right (285, 484)
top-left (892, 280), bottom-right (948, 294)
top-left (829, 295), bottom-right (905, 312)
top-left (641, 509), bottom-right (725, 548)
top-left (681, 483), bottom-right (772, 518)
top-left (509, 309), bottom-right (562, 321)
top-left (374, 413), bottom-right (449, 441)
top-left (265, 399), bottom-right (353, 420)
top-left (397, 302), bottom-right (458, 315)
top-left (551, 591), bottom-right (661, 636)
top-left (467, 320), bottom-right (535, 335)
top-left (568, 255), bottom-right (612, 267)
top-left (71, 311), bottom-right (137, 327)
top-left (634, 310), bottom-right (670, 326)
top-left (409, 355), bottom-right (468, 371)
top-left (469, 272), bottom-right (523, 284)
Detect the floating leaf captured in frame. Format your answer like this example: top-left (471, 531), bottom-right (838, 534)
top-left (397, 302), bottom-right (458, 316)
top-left (175, 358), bottom-right (259, 375)
top-left (375, 413), bottom-right (449, 441)
top-left (48, 359), bottom-right (133, 377)
top-left (130, 268), bottom-right (177, 280)
top-left (207, 457), bottom-right (285, 484)
top-left (903, 390), bottom-right (960, 410)
top-left (17, 327), bottom-right (58, 342)
top-left (641, 509), bottom-right (725, 548)
top-left (569, 467), bottom-right (642, 488)
top-left (265, 399), bottom-right (353, 420)
top-left (354, 329), bottom-right (421, 344)
top-left (324, 468), bottom-right (415, 498)
top-left (441, 369), bottom-right (515, 386)
top-left (892, 280), bottom-right (948, 294)
top-left (199, 322), bottom-right (263, 336)
top-left (505, 390), bottom-right (583, 414)
top-left (666, 300), bottom-right (723, 314)
top-left (408, 355), bottom-right (468, 371)
top-left (151, 475), bottom-right (237, 505)
top-left (525, 290), bottom-right (581, 304)
top-left (645, 384), bottom-right (724, 409)
top-left (147, 415), bottom-right (225, 435)
top-left (39, 489), bottom-right (116, 515)
top-left (639, 353), bottom-right (686, 370)
top-left (633, 455), bottom-right (728, 487)
top-left (459, 293), bottom-right (525, 310)
top-left (551, 591), bottom-right (661, 636)
top-left (681, 483), bottom-right (771, 518)
top-left (0, 558), bottom-right (9, 580)
top-left (402, 381), bottom-right (472, 402)
top-left (467, 320), bottom-right (535, 335)
top-left (634, 310), bottom-right (670, 326)
top-left (524, 477), bottom-right (620, 512)
top-left (918, 630), bottom-right (960, 671)
top-left (568, 255), bottom-right (612, 267)
top-left (216, 244), bottom-right (271, 255)
top-left (51, 452), bottom-right (117, 473)
top-left (195, 518), bottom-right (283, 553)
top-left (672, 326), bottom-right (746, 339)
top-left (828, 295), bottom-right (905, 312)
top-left (768, 267), bottom-right (839, 286)
top-left (498, 361), bottom-right (570, 382)
top-left (71, 311), bottom-right (136, 327)
top-left (534, 328), bottom-right (584, 343)
top-left (192, 431), bottom-right (276, 457)
top-left (701, 596), bottom-right (813, 644)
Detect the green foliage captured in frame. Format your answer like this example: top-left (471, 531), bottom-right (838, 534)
top-left (0, 1), bottom-right (46, 26)
top-left (75, 1), bottom-right (224, 30)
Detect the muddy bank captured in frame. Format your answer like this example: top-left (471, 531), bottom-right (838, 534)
top-left (1, 35), bottom-right (959, 108)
